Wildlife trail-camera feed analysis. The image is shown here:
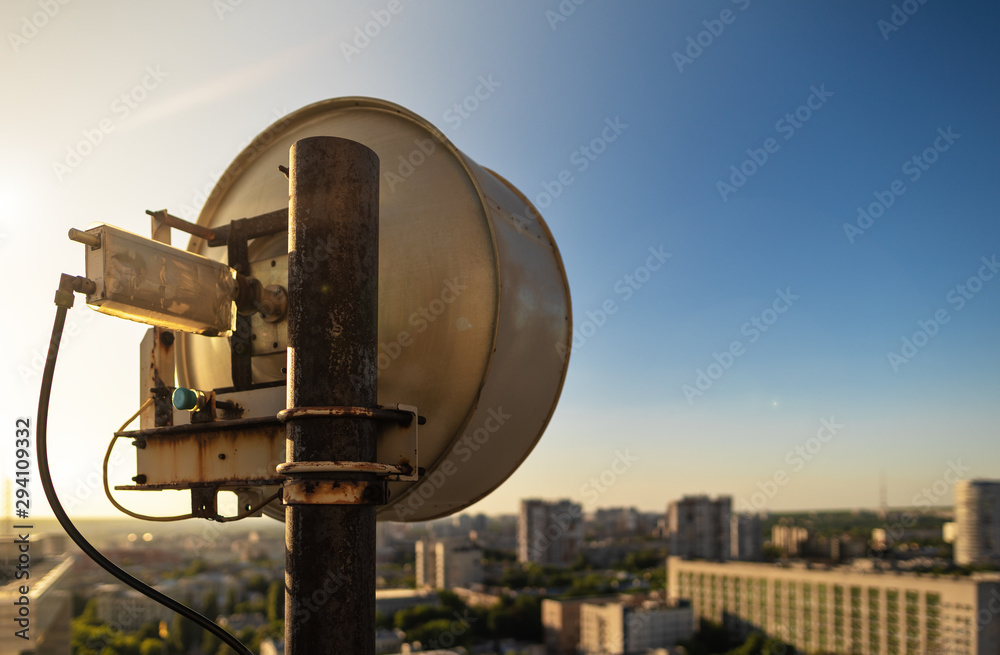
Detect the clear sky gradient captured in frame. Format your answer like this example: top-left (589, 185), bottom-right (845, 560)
top-left (2, 1), bottom-right (998, 521)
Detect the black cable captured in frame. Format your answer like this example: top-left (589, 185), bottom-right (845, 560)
top-left (36, 280), bottom-right (254, 655)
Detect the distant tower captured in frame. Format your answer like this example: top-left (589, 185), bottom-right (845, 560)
top-left (667, 495), bottom-right (731, 561)
top-left (955, 479), bottom-right (1000, 566)
top-left (730, 514), bottom-right (762, 561)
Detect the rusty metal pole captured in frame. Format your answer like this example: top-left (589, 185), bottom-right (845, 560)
top-left (284, 136), bottom-right (379, 655)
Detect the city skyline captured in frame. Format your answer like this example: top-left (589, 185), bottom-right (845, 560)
top-left (2, 2), bottom-right (999, 523)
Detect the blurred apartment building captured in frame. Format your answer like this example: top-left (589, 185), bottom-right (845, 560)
top-left (542, 594), bottom-right (693, 655)
top-left (0, 534), bottom-right (74, 655)
top-left (730, 514), bottom-right (762, 561)
top-left (667, 495), bottom-right (731, 561)
top-left (870, 526), bottom-right (943, 551)
top-left (415, 538), bottom-right (483, 589)
top-left (770, 521), bottom-right (868, 562)
top-left (518, 499), bottom-right (583, 567)
top-left (955, 479), bottom-right (1000, 566)
top-left (771, 524), bottom-right (810, 557)
top-left (668, 556), bottom-right (1000, 654)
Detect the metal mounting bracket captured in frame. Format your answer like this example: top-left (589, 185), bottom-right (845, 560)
top-left (276, 403), bottom-right (420, 482)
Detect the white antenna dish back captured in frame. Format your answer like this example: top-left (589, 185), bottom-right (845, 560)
top-left (174, 97), bottom-right (571, 521)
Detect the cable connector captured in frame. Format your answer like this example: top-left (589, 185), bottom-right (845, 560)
top-left (55, 274), bottom-right (96, 309)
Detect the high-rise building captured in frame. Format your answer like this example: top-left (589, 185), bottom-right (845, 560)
top-left (518, 499), bottom-right (583, 567)
top-left (955, 479), bottom-right (1000, 566)
top-left (667, 495), bottom-right (731, 561)
top-left (542, 597), bottom-right (589, 655)
top-left (578, 599), bottom-right (694, 654)
top-left (771, 524), bottom-right (809, 557)
top-left (667, 556), bottom-right (1000, 654)
top-left (731, 514), bottom-right (762, 561)
top-left (415, 539), bottom-right (483, 589)
top-left (0, 550), bottom-right (74, 655)
top-left (415, 539), bottom-right (435, 588)
top-left (543, 595), bottom-right (694, 655)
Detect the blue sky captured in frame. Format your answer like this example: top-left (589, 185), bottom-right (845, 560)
top-left (2, 1), bottom-right (998, 520)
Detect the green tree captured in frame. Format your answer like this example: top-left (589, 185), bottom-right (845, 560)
top-left (487, 596), bottom-right (542, 641)
top-left (266, 580), bottom-right (284, 622)
top-left (437, 589), bottom-right (464, 611)
top-left (202, 630), bottom-right (221, 655)
top-left (395, 604), bottom-right (453, 632)
top-left (375, 611), bottom-right (393, 630)
top-left (407, 618), bottom-right (471, 651)
top-left (79, 598), bottom-right (101, 625)
top-left (170, 614), bottom-right (200, 654)
top-left (139, 638), bottom-right (166, 655)
top-left (185, 559), bottom-right (208, 577)
top-left (246, 573), bottom-right (269, 594)
top-left (223, 587), bottom-right (238, 616)
top-left (202, 591), bottom-right (219, 621)
top-left (727, 631), bottom-right (766, 655)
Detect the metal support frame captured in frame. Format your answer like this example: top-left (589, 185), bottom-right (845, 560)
top-left (228, 218), bottom-right (254, 390)
top-left (283, 136), bottom-right (380, 655)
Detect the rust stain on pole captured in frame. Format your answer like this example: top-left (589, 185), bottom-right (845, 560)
top-left (284, 136), bottom-right (379, 655)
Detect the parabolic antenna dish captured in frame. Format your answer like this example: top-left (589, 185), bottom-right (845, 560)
top-left (177, 97), bottom-right (571, 521)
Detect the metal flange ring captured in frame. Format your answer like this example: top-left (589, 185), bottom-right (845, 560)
top-left (277, 406), bottom-right (418, 425)
top-left (277, 461), bottom-right (412, 477)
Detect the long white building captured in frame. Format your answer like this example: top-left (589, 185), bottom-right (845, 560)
top-left (542, 595), bottom-right (693, 655)
top-left (579, 599), bottom-right (693, 654)
top-left (667, 556), bottom-right (1000, 654)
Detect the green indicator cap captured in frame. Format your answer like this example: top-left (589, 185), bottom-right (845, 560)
top-left (172, 387), bottom-right (199, 411)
